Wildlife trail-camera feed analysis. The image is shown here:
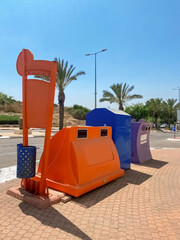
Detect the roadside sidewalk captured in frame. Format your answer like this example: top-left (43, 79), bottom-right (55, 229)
top-left (0, 128), bottom-right (59, 139)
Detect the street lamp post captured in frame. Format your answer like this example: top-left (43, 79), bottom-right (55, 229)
top-left (173, 87), bottom-right (180, 130)
top-left (85, 49), bottom-right (107, 108)
top-left (173, 87), bottom-right (180, 103)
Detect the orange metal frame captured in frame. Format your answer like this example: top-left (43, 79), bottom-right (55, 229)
top-left (16, 49), bottom-right (57, 196)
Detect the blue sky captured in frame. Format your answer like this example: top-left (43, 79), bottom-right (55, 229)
top-left (0, 0), bottom-right (180, 110)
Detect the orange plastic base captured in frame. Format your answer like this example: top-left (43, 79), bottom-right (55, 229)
top-left (45, 169), bottom-right (123, 197)
top-left (38, 126), bottom-right (124, 197)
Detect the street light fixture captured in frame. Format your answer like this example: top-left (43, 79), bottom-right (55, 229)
top-left (85, 49), bottom-right (107, 108)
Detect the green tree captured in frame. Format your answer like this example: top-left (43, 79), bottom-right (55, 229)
top-left (125, 103), bottom-right (148, 121)
top-left (0, 92), bottom-right (15, 105)
top-left (146, 98), bottom-right (163, 128)
top-left (99, 83), bottom-right (143, 110)
top-left (161, 99), bottom-right (180, 126)
top-left (36, 58), bottom-right (85, 130)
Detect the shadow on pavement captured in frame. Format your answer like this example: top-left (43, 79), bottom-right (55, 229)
top-left (73, 169), bottom-right (152, 208)
top-left (73, 178), bottom-right (127, 208)
top-left (19, 202), bottom-right (92, 240)
top-left (123, 169), bottom-right (152, 185)
top-left (138, 159), bottom-right (168, 169)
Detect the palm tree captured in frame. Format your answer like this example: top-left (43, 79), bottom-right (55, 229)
top-left (146, 98), bottom-right (163, 128)
top-left (162, 99), bottom-right (180, 127)
top-left (35, 58), bottom-right (85, 130)
top-left (99, 83), bottom-right (143, 110)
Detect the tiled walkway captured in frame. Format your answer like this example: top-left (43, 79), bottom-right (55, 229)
top-left (0, 149), bottom-right (180, 240)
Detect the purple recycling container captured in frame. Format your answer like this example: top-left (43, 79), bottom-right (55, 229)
top-left (131, 119), bottom-right (152, 163)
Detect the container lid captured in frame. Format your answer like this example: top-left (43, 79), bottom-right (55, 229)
top-left (105, 108), bottom-right (130, 116)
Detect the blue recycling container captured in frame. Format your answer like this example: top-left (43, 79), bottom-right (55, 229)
top-left (17, 144), bottom-right (36, 178)
top-left (86, 108), bottom-right (131, 170)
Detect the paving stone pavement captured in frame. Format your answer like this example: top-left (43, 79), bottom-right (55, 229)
top-left (0, 149), bottom-right (180, 240)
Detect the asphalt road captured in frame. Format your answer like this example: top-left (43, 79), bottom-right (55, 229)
top-left (150, 130), bottom-right (180, 148)
top-left (0, 137), bottom-right (44, 169)
top-left (0, 131), bottom-right (179, 169)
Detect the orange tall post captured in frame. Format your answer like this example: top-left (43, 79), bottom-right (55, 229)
top-left (16, 49), bottom-right (57, 196)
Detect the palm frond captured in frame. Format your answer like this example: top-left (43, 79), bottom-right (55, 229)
top-left (54, 57), bottom-right (86, 90)
top-left (74, 71), bottom-right (86, 77)
top-left (34, 75), bottom-right (50, 81)
top-left (99, 90), bottom-right (117, 104)
top-left (127, 94), bottom-right (143, 101)
top-left (64, 70), bottom-right (85, 88)
top-left (126, 85), bottom-right (134, 94)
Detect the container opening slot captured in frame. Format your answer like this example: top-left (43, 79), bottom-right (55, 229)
top-left (101, 129), bottom-right (108, 137)
top-left (77, 129), bottom-right (87, 139)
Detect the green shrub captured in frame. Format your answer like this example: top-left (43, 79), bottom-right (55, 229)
top-left (66, 105), bottom-right (90, 120)
top-left (0, 115), bottom-right (20, 125)
top-left (73, 104), bottom-right (81, 110)
top-left (72, 109), bottom-right (87, 120)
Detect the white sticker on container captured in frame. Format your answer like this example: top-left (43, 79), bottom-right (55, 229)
top-left (140, 133), bottom-right (147, 144)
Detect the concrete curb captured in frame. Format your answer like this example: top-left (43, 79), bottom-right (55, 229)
top-left (0, 135), bottom-right (45, 139)
top-left (167, 138), bottom-right (180, 141)
top-left (0, 131), bottom-right (58, 139)
top-left (0, 134), bottom-right (51, 139)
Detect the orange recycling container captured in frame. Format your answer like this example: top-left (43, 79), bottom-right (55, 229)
top-left (38, 126), bottom-right (124, 197)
